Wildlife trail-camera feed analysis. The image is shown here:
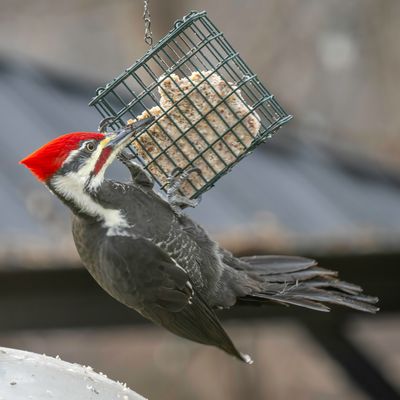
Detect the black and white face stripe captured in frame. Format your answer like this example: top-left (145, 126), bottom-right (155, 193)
top-left (58, 139), bottom-right (100, 177)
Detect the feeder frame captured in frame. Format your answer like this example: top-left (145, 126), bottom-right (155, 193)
top-left (89, 10), bottom-right (293, 199)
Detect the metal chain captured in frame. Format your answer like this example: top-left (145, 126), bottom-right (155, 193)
top-left (143, 0), bottom-right (153, 46)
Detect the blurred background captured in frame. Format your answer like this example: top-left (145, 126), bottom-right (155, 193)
top-left (0, 0), bottom-right (399, 399)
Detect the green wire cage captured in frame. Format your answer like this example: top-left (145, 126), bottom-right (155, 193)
top-left (89, 10), bottom-right (292, 199)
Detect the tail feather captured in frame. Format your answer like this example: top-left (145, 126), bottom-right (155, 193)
top-left (240, 255), bottom-right (316, 274)
top-left (237, 255), bottom-right (379, 314)
top-left (249, 293), bottom-right (331, 312)
top-left (254, 267), bottom-right (337, 282)
top-left (289, 289), bottom-right (379, 313)
top-left (305, 279), bottom-right (363, 295)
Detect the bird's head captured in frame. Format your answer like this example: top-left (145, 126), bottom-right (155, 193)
top-left (20, 118), bottom-right (153, 201)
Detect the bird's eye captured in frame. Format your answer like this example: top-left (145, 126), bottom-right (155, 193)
top-left (85, 142), bottom-right (96, 152)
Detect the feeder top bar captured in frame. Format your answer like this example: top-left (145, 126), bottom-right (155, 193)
top-left (89, 11), bottom-right (207, 105)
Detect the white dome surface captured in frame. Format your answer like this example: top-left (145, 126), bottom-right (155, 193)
top-left (0, 347), bottom-right (146, 400)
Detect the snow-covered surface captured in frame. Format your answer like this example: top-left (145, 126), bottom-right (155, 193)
top-left (0, 347), bottom-right (146, 400)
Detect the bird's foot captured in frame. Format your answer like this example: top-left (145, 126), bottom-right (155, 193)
top-left (117, 151), bottom-right (154, 188)
top-left (98, 116), bottom-right (115, 134)
top-left (167, 167), bottom-right (202, 213)
top-left (117, 149), bottom-right (136, 165)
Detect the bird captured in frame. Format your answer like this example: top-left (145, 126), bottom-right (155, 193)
top-left (20, 118), bottom-right (379, 364)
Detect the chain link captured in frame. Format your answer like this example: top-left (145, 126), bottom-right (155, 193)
top-left (143, 0), bottom-right (153, 46)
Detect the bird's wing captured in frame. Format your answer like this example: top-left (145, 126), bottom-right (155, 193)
top-left (103, 236), bottom-right (194, 312)
top-left (102, 236), bottom-right (251, 363)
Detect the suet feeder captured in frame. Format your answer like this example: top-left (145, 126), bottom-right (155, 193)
top-left (89, 10), bottom-right (292, 199)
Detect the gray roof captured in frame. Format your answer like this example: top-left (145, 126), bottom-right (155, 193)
top-left (2, 58), bottom-right (400, 261)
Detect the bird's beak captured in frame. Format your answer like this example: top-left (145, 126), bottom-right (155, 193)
top-left (92, 116), bottom-right (155, 178)
top-left (106, 117), bottom-right (155, 150)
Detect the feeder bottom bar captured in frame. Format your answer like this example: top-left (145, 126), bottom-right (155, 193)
top-left (128, 71), bottom-right (261, 198)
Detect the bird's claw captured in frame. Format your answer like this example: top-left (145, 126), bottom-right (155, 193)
top-left (117, 150), bottom-right (136, 164)
top-left (167, 167), bottom-right (201, 187)
top-left (98, 116), bottom-right (115, 134)
top-left (167, 167), bottom-right (202, 213)
top-left (169, 194), bottom-right (200, 211)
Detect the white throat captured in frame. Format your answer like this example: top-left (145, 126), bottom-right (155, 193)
top-left (51, 172), bottom-right (130, 236)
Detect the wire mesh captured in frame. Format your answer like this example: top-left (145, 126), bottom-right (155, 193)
top-left (89, 10), bottom-right (293, 199)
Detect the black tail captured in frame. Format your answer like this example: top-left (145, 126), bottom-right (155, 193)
top-left (238, 255), bottom-right (379, 313)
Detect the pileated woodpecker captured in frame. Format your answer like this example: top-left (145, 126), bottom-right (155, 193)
top-left (20, 118), bottom-right (378, 363)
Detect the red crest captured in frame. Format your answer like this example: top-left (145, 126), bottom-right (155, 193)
top-left (20, 132), bottom-right (105, 181)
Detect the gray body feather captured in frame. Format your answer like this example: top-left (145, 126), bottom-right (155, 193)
top-left (72, 179), bottom-right (378, 363)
